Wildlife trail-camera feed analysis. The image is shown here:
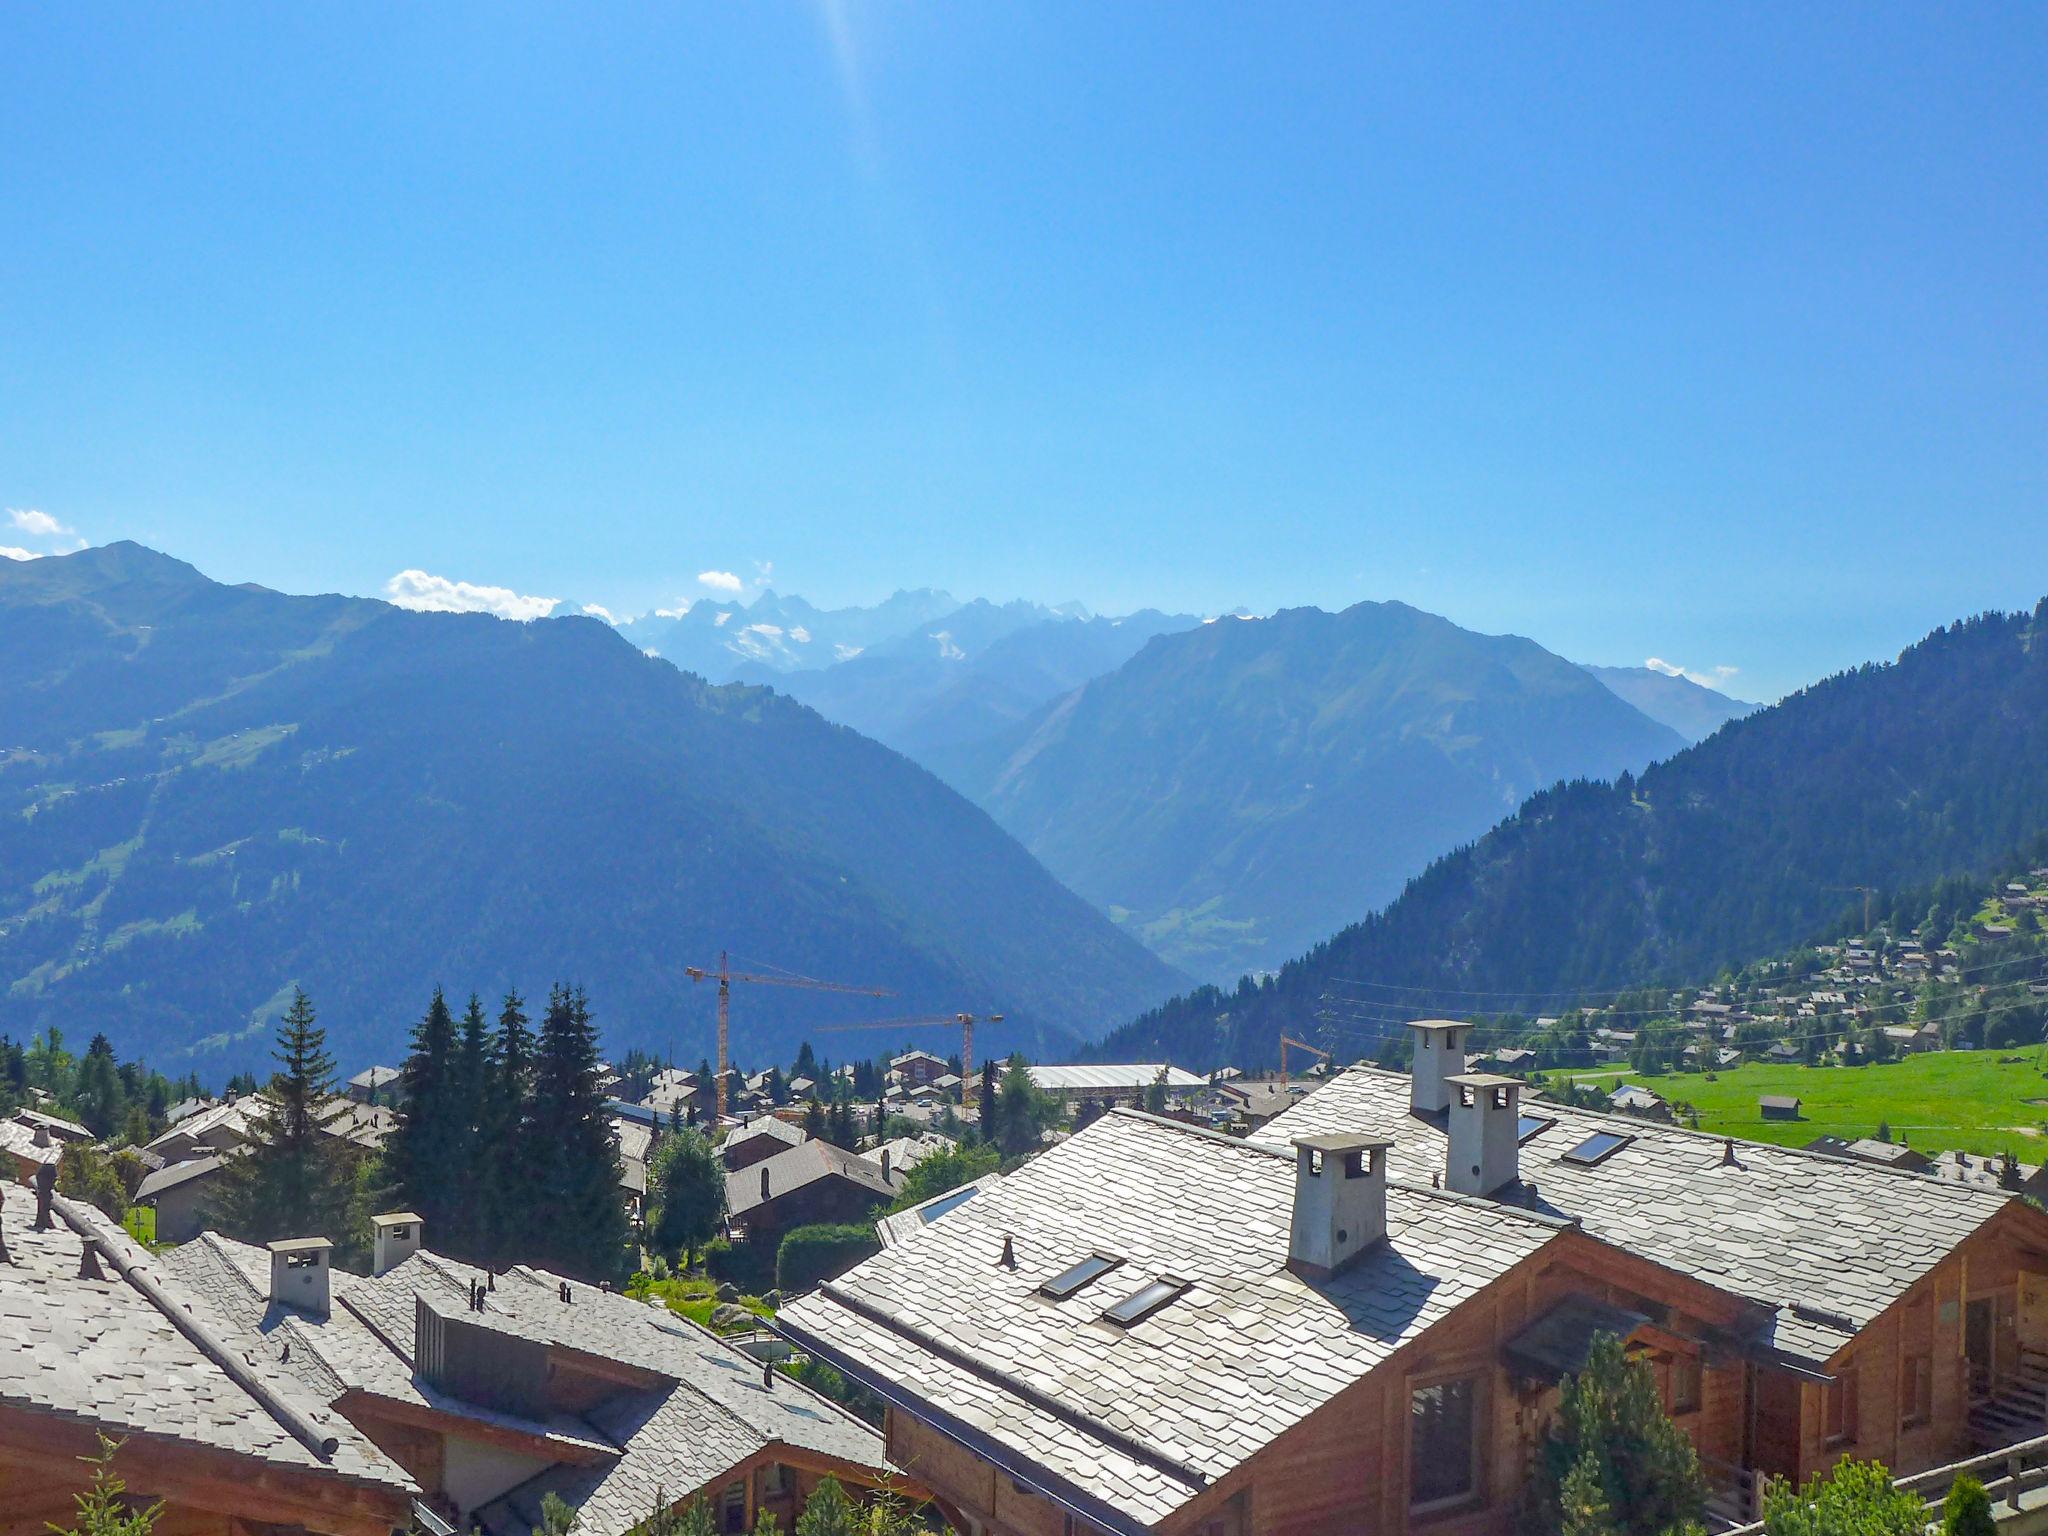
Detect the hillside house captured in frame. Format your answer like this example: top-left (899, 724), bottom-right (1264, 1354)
top-left (0, 1116), bottom-right (61, 1186)
top-left (154, 1211), bottom-right (903, 1536)
top-left (724, 1140), bottom-right (898, 1245)
top-left (888, 1051), bottom-right (952, 1091)
top-left (781, 1018), bottom-right (2048, 1533)
top-left (721, 1115), bottom-right (805, 1172)
top-left (347, 1064), bottom-right (404, 1105)
top-left (1606, 1083), bottom-right (1670, 1120)
top-left (134, 1152), bottom-right (229, 1242)
top-left (0, 1182), bottom-right (419, 1536)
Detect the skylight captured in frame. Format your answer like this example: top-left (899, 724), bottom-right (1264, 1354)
top-left (918, 1187), bottom-right (980, 1225)
top-left (1040, 1253), bottom-right (1121, 1299)
top-left (1560, 1130), bottom-right (1632, 1166)
top-left (1517, 1114), bottom-right (1555, 1145)
top-left (1101, 1276), bottom-right (1189, 1327)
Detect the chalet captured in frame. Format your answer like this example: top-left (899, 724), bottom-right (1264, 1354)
top-left (864, 1132), bottom-right (955, 1183)
top-left (1758, 1094), bottom-right (1802, 1120)
top-left (0, 1181), bottom-right (420, 1536)
top-left (1606, 1083), bottom-right (1670, 1120)
top-left (721, 1115), bottom-right (805, 1172)
top-left (782, 1018), bottom-right (2048, 1533)
top-left (0, 1116), bottom-right (61, 1186)
top-left (1025, 1063), bottom-right (1206, 1109)
top-left (725, 1139), bottom-right (898, 1245)
top-left (150, 1211), bottom-right (902, 1536)
top-left (12, 1107), bottom-right (92, 1145)
top-left (889, 1051), bottom-right (952, 1091)
top-left (135, 1152), bottom-right (229, 1242)
top-left (1839, 1138), bottom-right (1935, 1174)
top-left (346, 1064), bottom-right (404, 1105)
top-left (1932, 1149), bottom-right (2048, 1201)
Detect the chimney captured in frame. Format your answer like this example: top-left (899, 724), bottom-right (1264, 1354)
top-left (371, 1211), bottom-right (424, 1277)
top-left (760, 1166), bottom-right (772, 1202)
top-left (1288, 1134), bottom-right (1392, 1278)
top-left (1445, 1073), bottom-right (1522, 1197)
top-left (1407, 1020), bottom-right (1472, 1115)
top-left (268, 1238), bottom-right (333, 1315)
top-left (880, 1147), bottom-right (893, 1181)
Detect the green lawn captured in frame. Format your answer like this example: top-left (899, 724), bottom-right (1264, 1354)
top-left (1547, 1049), bottom-right (2048, 1161)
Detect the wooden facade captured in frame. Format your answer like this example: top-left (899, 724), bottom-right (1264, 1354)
top-left (878, 1208), bottom-right (2048, 1536)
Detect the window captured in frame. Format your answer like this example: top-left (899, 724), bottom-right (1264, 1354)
top-left (1516, 1114), bottom-right (1554, 1145)
top-left (1409, 1376), bottom-right (1479, 1512)
top-left (918, 1186), bottom-right (980, 1224)
top-left (1668, 1353), bottom-right (1702, 1416)
top-left (758, 1462), bottom-right (792, 1498)
top-left (1902, 1353), bottom-right (1933, 1429)
top-left (1101, 1276), bottom-right (1189, 1327)
top-left (1823, 1367), bottom-right (1859, 1446)
top-left (1041, 1253), bottom-right (1122, 1300)
top-left (1559, 1131), bottom-right (1632, 1166)
top-left (719, 1479), bottom-right (747, 1532)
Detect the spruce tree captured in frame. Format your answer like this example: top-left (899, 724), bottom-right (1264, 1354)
top-left (483, 989), bottom-right (539, 1264)
top-left (529, 985), bottom-right (630, 1281)
top-left (647, 1128), bottom-right (726, 1270)
top-left (443, 993), bottom-right (492, 1257)
top-left (207, 990), bottom-right (355, 1251)
top-left (383, 988), bottom-right (463, 1243)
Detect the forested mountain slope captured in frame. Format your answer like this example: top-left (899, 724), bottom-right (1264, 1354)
top-left (0, 545), bottom-right (1183, 1070)
top-left (1093, 600), bottom-right (2048, 1070)
top-left (933, 603), bottom-right (1687, 980)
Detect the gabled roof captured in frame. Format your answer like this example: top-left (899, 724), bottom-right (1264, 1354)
top-left (1024, 1063), bottom-right (1205, 1094)
top-left (721, 1116), bottom-right (803, 1155)
top-left (163, 1232), bottom-right (885, 1536)
top-left (0, 1185), bottom-right (412, 1500)
top-left (875, 1171), bottom-right (1004, 1250)
top-left (726, 1139), bottom-right (895, 1219)
top-left (1254, 1066), bottom-right (2017, 1363)
top-left (136, 1151), bottom-right (226, 1200)
top-left (779, 1110), bottom-right (1572, 1529)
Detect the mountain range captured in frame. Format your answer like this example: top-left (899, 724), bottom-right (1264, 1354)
top-left (0, 544), bottom-right (1183, 1071)
top-left (923, 603), bottom-right (1691, 979)
top-left (1092, 599), bottom-right (2048, 1070)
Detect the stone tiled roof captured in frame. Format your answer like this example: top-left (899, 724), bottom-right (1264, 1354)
top-left (1254, 1066), bottom-right (2016, 1361)
top-left (779, 1110), bottom-right (1568, 1528)
top-left (726, 1139), bottom-right (896, 1219)
top-left (0, 1185), bottom-right (412, 1499)
top-left (0, 1116), bottom-right (61, 1168)
top-left (721, 1116), bottom-right (803, 1158)
top-left (135, 1153), bottom-right (225, 1201)
top-left (874, 1171), bottom-right (1003, 1250)
top-left (1024, 1064), bottom-right (1205, 1094)
top-left (163, 1231), bottom-right (884, 1536)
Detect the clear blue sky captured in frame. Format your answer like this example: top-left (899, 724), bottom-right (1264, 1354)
top-left (4, 4), bottom-right (2043, 700)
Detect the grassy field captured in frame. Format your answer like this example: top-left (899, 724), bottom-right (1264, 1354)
top-left (1547, 1050), bottom-right (2048, 1160)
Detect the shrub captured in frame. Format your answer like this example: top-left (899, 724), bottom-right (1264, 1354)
top-left (1942, 1474), bottom-right (1996, 1536)
top-left (776, 1223), bottom-right (881, 1295)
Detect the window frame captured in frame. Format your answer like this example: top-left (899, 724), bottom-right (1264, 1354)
top-left (1100, 1274), bottom-right (1190, 1328)
top-left (1667, 1352), bottom-right (1702, 1417)
top-left (1407, 1371), bottom-right (1484, 1517)
top-left (1040, 1252), bottom-right (1124, 1300)
top-left (1901, 1352), bottom-right (1933, 1430)
top-left (1822, 1366), bottom-right (1859, 1447)
top-left (1559, 1130), bottom-right (1633, 1166)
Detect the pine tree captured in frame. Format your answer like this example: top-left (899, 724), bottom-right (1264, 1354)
top-left (443, 993), bottom-right (492, 1256)
top-left (794, 1478), bottom-right (857, 1536)
top-left (382, 988), bottom-right (463, 1243)
top-left (648, 1128), bottom-right (726, 1270)
top-left (482, 989), bottom-right (539, 1264)
top-left (1521, 1335), bottom-right (1706, 1536)
top-left (207, 990), bottom-right (356, 1252)
top-left (49, 1435), bottom-right (163, 1536)
top-left (529, 985), bottom-right (630, 1281)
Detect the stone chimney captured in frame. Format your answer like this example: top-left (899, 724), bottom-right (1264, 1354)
top-left (1288, 1134), bottom-right (1392, 1279)
top-left (371, 1211), bottom-right (424, 1277)
top-left (268, 1237), bottom-right (333, 1315)
top-left (880, 1147), bottom-right (893, 1182)
top-left (760, 1165), bottom-right (771, 1202)
top-left (1407, 1019), bottom-right (1472, 1115)
top-left (1445, 1073), bottom-right (1522, 1196)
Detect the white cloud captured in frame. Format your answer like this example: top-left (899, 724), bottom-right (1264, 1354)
top-left (580, 603), bottom-right (618, 624)
top-left (789, 625), bottom-right (812, 644)
top-left (1, 545), bottom-right (37, 562)
top-left (697, 570), bottom-right (743, 593)
top-left (1646, 657), bottom-right (1741, 690)
top-left (383, 569), bottom-right (561, 622)
top-left (8, 508), bottom-right (70, 539)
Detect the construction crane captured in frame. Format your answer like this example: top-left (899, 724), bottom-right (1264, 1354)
top-left (815, 1011), bottom-right (1003, 1119)
top-left (684, 953), bottom-right (890, 1121)
top-left (1829, 885), bottom-right (1879, 933)
top-left (1280, 1033), bottom-right (1331, 1080)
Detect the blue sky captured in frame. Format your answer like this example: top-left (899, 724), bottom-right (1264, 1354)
top-left (3, 4), bottom-right (2043, 700)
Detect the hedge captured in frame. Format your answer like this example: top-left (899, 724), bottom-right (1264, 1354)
top-left (776, 1223), bottom-right (881, 1295)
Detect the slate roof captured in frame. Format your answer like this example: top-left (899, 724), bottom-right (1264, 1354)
top-left (1024, 1064), bottom-right (1205, 1095)
top-left (874, 1172), bottom-right (1004, 1250)
top-left (864, 1133), bottom-right (955, 1178)
top-left (778, 1110), bottom-right (1569, 1529)
top-left (721, 1116), bottom-right (803, 1160)
top-left (136, 1152), bottom-right (225, 1201)
top-left (161, 1231), bottom-right (885, 1536)
top-left (0, 1184), bottom-right (412, 1499)
top-left (1254, 1065), bottom-right (2017, 1364)
top-left (0, 1116), bottom-right (61, 1168)
top-left (726, 1139), bottom-right (896, 1220)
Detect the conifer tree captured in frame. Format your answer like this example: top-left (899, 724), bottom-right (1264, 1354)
top-left (383, 987), bottom-right (463, 1241)
top-left (443, 993), bottom-right (492, 1256)
top-left (207, 989), bottom-right (356, 1251)
top-left (483, 989), bottom-right (539, 1263)
top-left (529, 984), bottom-right (630, 1281)
top-left (647, 1128), bottom-right (726, 1270)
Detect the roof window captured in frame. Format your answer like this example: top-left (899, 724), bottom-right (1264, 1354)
top-left (918, 1187), bottom-right (979, 1225)
top-left (1559, 1130), bottom-right (1632, 1166)
top-left (1040, 1252), bottom-right (1122, 1300)
top-left (1101, 1275), bottom-right (1189, 1327)
top-left (1517, 1114), bottom-right (1555, 1145)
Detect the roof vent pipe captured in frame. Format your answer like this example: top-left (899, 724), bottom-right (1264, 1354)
top-left (1407, 1020), bottom-right (1471, 1116)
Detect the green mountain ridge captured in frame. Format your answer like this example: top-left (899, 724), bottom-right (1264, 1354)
top-left (927, 602), bottom-right (1690, 980)
top-left (1088, 599), bottom-right (2048, 1071)
top-left (0, 544), bottom-right (1185, 1070)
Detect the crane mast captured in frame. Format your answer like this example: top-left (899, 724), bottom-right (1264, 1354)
top-left (684, 952), bottom-right (890, 1121)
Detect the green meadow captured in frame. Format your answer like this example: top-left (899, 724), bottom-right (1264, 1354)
top-left (1550, 1050), bottom-right (2048, 1161)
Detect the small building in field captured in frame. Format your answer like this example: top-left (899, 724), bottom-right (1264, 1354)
top-left (1759, 1094), bottom-right (1802, 1120)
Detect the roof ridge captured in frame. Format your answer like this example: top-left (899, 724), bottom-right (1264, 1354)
top-left (1331, 1065), bottom-right (2016, 1201)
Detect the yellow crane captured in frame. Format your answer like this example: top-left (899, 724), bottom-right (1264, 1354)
top-left (1280, 1033), bottom-right (1331, 1080)
top-left (815, 1011), bottom-right (1003, 1119)
top-left (684, 953), bottom-right (890, 1120)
